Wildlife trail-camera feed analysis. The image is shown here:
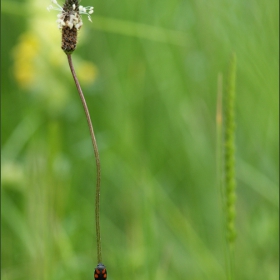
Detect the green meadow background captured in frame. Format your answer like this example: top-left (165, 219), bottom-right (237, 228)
top-left (1, 0), bottom-right (278, 279)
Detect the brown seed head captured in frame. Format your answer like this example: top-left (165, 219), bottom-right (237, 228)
top-left (62, 23), bottom-right (78, 54)
top-left (61, 1), bottom-right (80, 54)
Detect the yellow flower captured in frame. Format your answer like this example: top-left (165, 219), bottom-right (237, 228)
top-left (12, 33), bottom-right (39, 88)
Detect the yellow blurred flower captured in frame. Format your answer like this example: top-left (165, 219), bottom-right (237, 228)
top-left (12, 33), bottom-right (40, 88)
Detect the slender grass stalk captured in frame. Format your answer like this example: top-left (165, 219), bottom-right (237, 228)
top-left (216, 72), bottom-right (224, 206)
top-left (216, 53), bottom-right (237, 280)
top-left (216, 72), bottom-right (230, 279)
top-left (224, 52), bottom-right (237, 280)
top-left (66, 53), bottom-right (102, 264)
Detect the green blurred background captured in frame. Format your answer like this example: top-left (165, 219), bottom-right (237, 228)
top-left (1, 0), bottom-right (279, 279)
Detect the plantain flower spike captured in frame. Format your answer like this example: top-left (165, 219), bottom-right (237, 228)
top-left (47, 0), bottom-right (94, 54)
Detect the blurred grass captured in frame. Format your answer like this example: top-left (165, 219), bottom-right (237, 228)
top-left (1, 0), bottom-right (279, 279)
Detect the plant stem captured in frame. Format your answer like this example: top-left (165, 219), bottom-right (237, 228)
top-left (67, 53), bottom-right (102, 264)
top-left (216, 72), bottom-right (224, 208)
top-left (224, 52), bottom-right (237, 280)
top-left (216, 72), bottom-right (229, 279)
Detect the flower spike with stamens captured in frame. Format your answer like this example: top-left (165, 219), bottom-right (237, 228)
top-left (47, 0), bottom-right (94, 53)
top-left (47, 0), bottom-right (94, 29)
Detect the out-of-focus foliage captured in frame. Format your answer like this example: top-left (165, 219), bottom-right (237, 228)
top-left (1, 0), bottom-right (278, 279)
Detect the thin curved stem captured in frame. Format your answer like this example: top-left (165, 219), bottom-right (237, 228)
top-left (67, 53), bottom-right (102, 263)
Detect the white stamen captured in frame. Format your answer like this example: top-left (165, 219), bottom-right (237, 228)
top-left (68, 21), bottom-right (74, 29)
top-left (47, 0), bottom-right (63, 12)
top-left (75, 22), bottom-right (83, 29)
